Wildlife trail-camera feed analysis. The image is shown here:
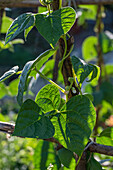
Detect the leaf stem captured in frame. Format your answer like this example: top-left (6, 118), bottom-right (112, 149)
top-left (66, 94), bottom-right (68, 102)
top-left (35, 67), bottom-right (66, 94)
top-left (47, 4), bottom-right (51, 14)
top-left (63, 34), bottom-right (67, 59)
top-left (59, 0), bottom-right (62, 9)
top-left (16, 70), bottom-right (22, 75)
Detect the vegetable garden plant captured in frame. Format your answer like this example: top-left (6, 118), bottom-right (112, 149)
top-left (1, 0), bottom-right (113, 169)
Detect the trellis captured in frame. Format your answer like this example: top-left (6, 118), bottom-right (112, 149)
top-left (1, 0), bottom-right (113, 8)
top-left (0, 0), bottom-right (40, 8)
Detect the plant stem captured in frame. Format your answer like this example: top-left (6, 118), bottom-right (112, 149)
top-left (47, 4), bottom-right (51, 14)
top-left (16, 70), bottom-right (22, 75)
top-left (94, 5), bottom-right (105, 139)
top-left (72, 69), bottom-right (82, 95)
top-left (59, 41), bottom-right (74, 69)
top-left (96, 5), bottom-right (107, 84)
top-left (59, 0), bottom-right (62, 8)
top-left (35, 67), bottom-right (65, 94)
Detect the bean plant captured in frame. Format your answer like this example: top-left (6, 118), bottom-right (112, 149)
top-left (1, 0), bottom-right (113, 169)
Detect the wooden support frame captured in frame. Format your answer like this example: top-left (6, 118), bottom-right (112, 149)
top-left (0, 0), bottom-right (41, 8)
top-left (76, 0), bottom-right (113, 5)
top-left (1, 121), bottom-right (113, 156)
top-left (1, 0), bottom-right (113, 8)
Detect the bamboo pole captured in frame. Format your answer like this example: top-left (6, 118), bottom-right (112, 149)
top-left (0, 0), bottom-right (41, 8)
top-left (76, 0), bottom-right (113, 5)
top-left (1, 0), bottom-right (113, 8)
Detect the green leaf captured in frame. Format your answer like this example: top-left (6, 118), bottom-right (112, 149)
top-left (34, 47), bottom-right (58, 71)
top-left (35, 84), bottom-right (61, 112)
top-left (82, 33), bottom-right (113, 62)
top-left (58, 98), bottom-right (66, 111)
top-left (87, 63), bottom-right (100, 82)
top-left (17, 48), bottom-right (57, 106)
top-left (0, 40), bottom-right (13, 51)
top-left (86, 154), bottom-right (102, 170)
top-left (13, 99), bottom-right (55, 138)
top-left (0, 39), bottom-right (24, 52)
top-left (52, 114), bottom-right (67, 148)
top-left (38, 6), bottom-right (47, 13)
top-left (79, 5), bottom-right (97, 20)
top-left (0, 66), bottom-right (19, 83)
top-left (24, 25), bottom-right (34, 41)
top-left (13, 99), bottom-right (40, 135)
top-left (35, 7), bottom-right (76, 47)
top-left (0, 114), bottom-right (5, 122)
top-left (33, 116), bottom-right (55, 138)
top-left (99, 32), bottom-right (113, 54)
top-left (102, 64), bottom-right (113, 77)
top-left (1, 15), bottom-right (13, 34)
top-left (82, 36), bottom-right (97, 61)
top-left (96, 127), bottom-right (113, 146)
top-left (45, 110), bottom-right (57, 117)
top-left (5, 13), bottom-right (34, 44)
top-left (42, 59), bottom-right (63, 83)
top-left (8, 78), bottom-right (20, 96)
top-left (17, 61), bottom-right (33, 106)
top-left (34, 140), bottom-right (61, 169)
top-left (42, 59), bottom-right (55, 79)
top-left (83, 93), bottom-right (94, 102)
top-left (78, 5), bottom-right (97, 26)
top-left (65, 95), bottom-right (96, 156)
top-left (58, 147), bottom-right (75, 168)
top-left (71, 56), bottom-right (100, 86)
top-left (11, 38), bottom-right (24, 45)
top-left (52, 95), bottom-right (96, 156)
top-left (34, 140), bottom-right (48, 169)
top-left (0, 82), bottom-right (9, 99)
top-left (34, 140), bottom-right (49, 170)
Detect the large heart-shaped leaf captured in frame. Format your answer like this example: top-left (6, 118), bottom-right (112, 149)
top-left (35, 84), bottom-right (61, 113)
top-left (82, 36), bottom-right (97, 61)
top-left (0, 66), bottom-right (19, 83)
top-left (35, 7), bottom-right (76, 47)
top-left (5, 13), bottom-right (34, 44)
top-left (13, 99), bottom-right (40, 136)
top-left (13, 99), bottom-right (55, 138)
top-left (58, 147), bottom-right (75, 168)
top-left (17, 48), bottom-right (57, 106)
top-left (63, 95), bottom-right (96, 156)
top-left (71, 56), bottom-right (100, 86)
